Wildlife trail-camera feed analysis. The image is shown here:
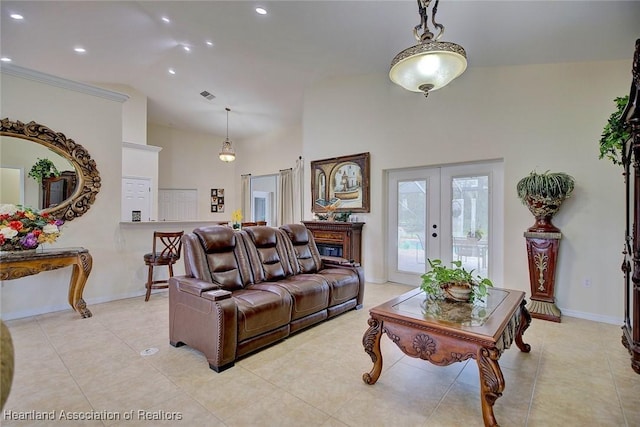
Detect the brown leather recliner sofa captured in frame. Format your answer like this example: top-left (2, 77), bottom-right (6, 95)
top-left (168, 223), bottom-right (365, 372)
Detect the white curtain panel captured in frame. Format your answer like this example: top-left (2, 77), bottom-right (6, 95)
top-left (293, 156), bottom-right (304, 223)
top-left (278, 168), bottom-right (294, 226)
top-left (241, 174), bottom-right (251, 222)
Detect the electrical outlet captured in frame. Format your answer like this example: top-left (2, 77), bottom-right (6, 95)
top-left (583, 278), bottom-right (592, 288)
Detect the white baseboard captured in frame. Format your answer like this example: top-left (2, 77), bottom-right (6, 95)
top-left (1, 290), bottom-right (151, 321)
top-left (559, 307), bottom-right (623, 325)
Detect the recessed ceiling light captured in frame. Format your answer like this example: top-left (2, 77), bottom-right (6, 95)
top-left (0, 57), bottom-right (12, 62)
top-left (168, 68), bottom-right (176, 75)
top-left (206, 41), bottom-right (214, 47)
top-left (10, 14), bottom-right (24, 20)
top-left (183, 45), bottom-right (191, 52)
top-left (74, 47), bottom-right (86, 54)
top-left (161, 16), bottom-right (170, 23)
top-left (255, 7), bottom-right (267, 15)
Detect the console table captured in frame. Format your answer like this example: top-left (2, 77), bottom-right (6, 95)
top-left (302, 221), bottom-right (364, 264)
top-left (0, 247), bottom-right (93, 318)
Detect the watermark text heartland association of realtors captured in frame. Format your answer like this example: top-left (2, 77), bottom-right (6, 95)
top-left (2, 409), bottom-right (183, 421)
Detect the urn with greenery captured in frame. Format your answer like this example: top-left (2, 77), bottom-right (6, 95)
top-left (28, 158), bottom-right (60, 184)
top-left (516, 171), bottom-right (575, 232)
top-left (420, 259), bottom-right (493, 303)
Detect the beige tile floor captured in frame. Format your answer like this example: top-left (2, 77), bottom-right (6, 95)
top-left (2, 281), bottom-right (639, 426)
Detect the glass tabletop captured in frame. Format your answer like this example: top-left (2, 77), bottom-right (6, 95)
top-left (392, 288), bottom-right (509, 326)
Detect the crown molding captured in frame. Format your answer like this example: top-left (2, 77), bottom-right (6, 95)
top-left (1, 63), bottom-right (129, 103)
top-left (122, 142), bottom-right (162, 152)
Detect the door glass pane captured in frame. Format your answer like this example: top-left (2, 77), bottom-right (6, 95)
top-left (451, 175), bottom-right (489, 277)
top-left (397, 180), bottom-right (426, 273)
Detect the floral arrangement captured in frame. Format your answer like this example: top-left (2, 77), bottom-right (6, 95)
top-left (231, 209), bottom-right (243, 229)
top-left (0, 204), bottom-right (63, 251)
top-left (316, 201), bottom-right (341, 221)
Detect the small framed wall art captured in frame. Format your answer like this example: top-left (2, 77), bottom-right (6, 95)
top-left (211, 189), bottom-right (225, 213)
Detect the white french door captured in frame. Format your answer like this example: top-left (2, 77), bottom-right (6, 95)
top-left (387, 161), bottom-right (504, 287)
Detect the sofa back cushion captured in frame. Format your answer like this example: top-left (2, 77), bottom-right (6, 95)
top-left (188, 226), bottom-right (254, 291)
top-left (243, 227), bottom-right (294, 282)
top-left (279, 224), bottom-right (323, 274)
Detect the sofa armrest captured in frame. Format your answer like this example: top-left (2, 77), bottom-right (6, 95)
top-left (170, 276), bottom-right (221, 297)
top-left (169, 277), bottom-right (238, 372)
top-left (202, 289), bottom-right (232, 301)
top-left (321, 255), bottom-right (360, 268)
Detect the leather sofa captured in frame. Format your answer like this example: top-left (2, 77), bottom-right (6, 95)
top-left (168, 224), bottom-right (365, 372)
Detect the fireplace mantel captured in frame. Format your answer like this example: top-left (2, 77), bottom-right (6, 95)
top-left (302, 221), bottom-right (364, 265)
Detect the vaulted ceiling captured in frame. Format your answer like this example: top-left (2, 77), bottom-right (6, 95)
top-left (1, 1), bottom-right (639, 139)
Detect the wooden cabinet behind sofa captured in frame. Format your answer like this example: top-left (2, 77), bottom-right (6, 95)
top-left (302, 221), bottom-right (364, 265)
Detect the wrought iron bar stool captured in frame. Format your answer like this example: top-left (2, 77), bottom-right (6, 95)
top-left (143, 231), bottom-right (183, 301)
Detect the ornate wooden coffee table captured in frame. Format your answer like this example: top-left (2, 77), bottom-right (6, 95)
top-left (362, 288), bottom-right (531, 427)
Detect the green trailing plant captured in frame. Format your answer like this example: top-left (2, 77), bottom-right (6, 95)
top-left (28, 158), bottom-right (60, 183)
top-left (599, 95), bottom-right (631, 166)
top-left (516, 171), bottom-right (575, 203)
top-left (420, 259), bottom-right (493, 303)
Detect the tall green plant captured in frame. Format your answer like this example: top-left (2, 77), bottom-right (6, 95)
top-left (599, 95), bottom-right (631, 166)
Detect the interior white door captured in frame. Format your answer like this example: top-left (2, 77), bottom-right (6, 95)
top-left (122, 177), bottom-right (151, 221)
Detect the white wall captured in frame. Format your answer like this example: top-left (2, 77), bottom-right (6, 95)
top-left (300, 59), bottom-right (631, 323)
top-left (2, 58), bottom-right (631, 324)
top-left (149, 123), bottom-right (237, 221)
top-left (1, 70), bottom-right (127, 319)
top-left (97, 83), bottom-right (147, 145)
top-left (232, 124), bottom-right (303, 212)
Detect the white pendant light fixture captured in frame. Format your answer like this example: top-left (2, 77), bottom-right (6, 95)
top-left (219, 107), bottom-right (236, 162)
top-left (389, 0), bottom-right (467, 98)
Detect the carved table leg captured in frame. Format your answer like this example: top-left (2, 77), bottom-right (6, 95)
top-left (362, 317), bottom-right (383, 385)
top-left (67, 253), bottom-right (93, 318)
top-left (477, 347), bottom-right (505, 427)
top-left (515, 300), bottom-right (532, 353)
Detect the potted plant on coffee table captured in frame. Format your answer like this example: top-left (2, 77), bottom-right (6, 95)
top-left (421, 259), bottom-right (493, 303)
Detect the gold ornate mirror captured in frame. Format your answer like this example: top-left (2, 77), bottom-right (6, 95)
top-left (0, 118), bottom-right (100, 221)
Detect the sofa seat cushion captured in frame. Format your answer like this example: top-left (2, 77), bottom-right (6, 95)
top-left (318, 268), bottom-right (361, 307)
top-left (270, 275), bottom-right (330, 320)
top-left (234, 286), bottom-right (292, 342)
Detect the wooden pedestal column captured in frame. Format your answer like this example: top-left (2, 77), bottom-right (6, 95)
top-left (524, 231), bottom-right (562, 322)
